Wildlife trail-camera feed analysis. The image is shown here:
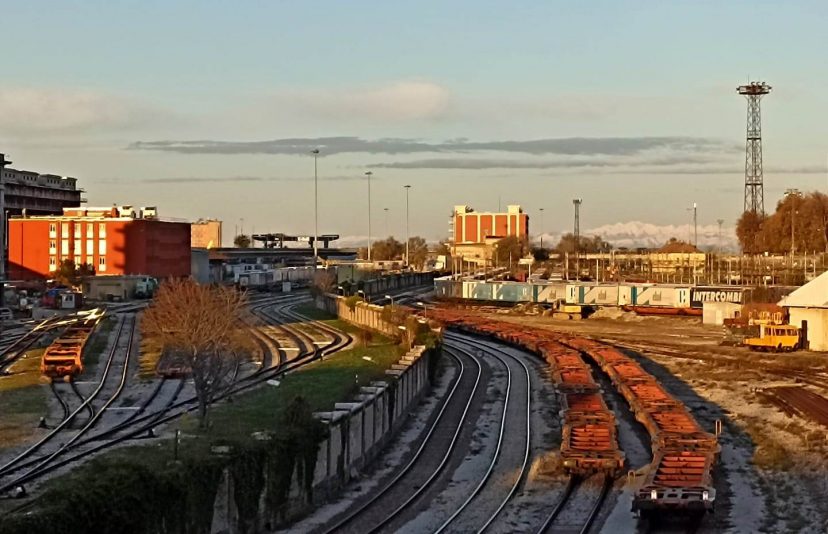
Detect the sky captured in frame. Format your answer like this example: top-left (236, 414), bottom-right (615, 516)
top-left (1, 1), bottom-right (827, 248)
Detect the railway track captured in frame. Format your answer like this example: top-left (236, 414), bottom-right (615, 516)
top-left (437, 331), bottom-right (532, 534)
top-left (537, 475), bottom-right (613, 534)
top-left (321, 344), bottom-right (484, 534)
top-left (0, 294), bottom-right (352, 496)
top-left (0, 315), bottom-right (135, 490)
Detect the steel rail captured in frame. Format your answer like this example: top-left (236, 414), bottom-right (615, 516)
top-left (433, 336), bottom-right (514, 534)
top-left (0, 317), bottom-right (137, 490)
top-left (323, 345), bottom-right (482, 534)
top-left (443, 331), bottom-right (533, 533)
top-left (0, 316), bottom-right (128, 478)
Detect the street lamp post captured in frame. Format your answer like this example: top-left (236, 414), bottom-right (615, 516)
top-left (404, 185), bottom-right (411, 268)
top-left (784, 188), bottom-right (801, 256)
top-left (383, 208), bottom-right (389, 237)
top-left (365, 171), bottom-right (373, 262)
top-left (0, 153), bottom-right (10, 336)
top-left (312, 149), bottom-right (320, 266)
top-left (416, 301), bottom-right (429, 318)
top-left (385, 294), bottom-right (394, 309)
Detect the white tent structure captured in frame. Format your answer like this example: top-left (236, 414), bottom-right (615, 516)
top-left (779, 271), bottom-right (828, 351)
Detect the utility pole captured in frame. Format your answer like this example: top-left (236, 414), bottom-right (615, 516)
top-left (0, 153), bottom-right (10, 337)
top-left (539, 207), bottom-right (545, 249)
top-left (365, 171), bottom-right (373, 262)
top-left (717, 218), bottom-right (724, 284)
top-left (785, 188), bottom-right (801, 256)
top-left (404, 185), bottom-right (411, 268)
top-left (693, 202), bottom-right (698, 248)
top-left (312, 149), bottom-right (320, 266)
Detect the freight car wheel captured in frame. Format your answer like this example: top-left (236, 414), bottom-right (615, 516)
top-left (777, 343), bottom-right (783, 353)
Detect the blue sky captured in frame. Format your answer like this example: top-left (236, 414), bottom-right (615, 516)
top-left (1, 1), bottom-right (826, 247)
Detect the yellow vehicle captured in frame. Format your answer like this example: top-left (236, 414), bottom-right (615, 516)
top-left (743, 324), bottom-right (801, 352)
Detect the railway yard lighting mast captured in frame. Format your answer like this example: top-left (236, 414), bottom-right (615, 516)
top-left (785, 188), bottom-right (801, 256)
top-left (365, 171), bottom-right (373, 262)
top-left (404, 185), bottom-right (411, 268)
top-left (738, 81), bottom-right (771, 248)
top-left (573, 198), bottom-right (582, 280)
top-left (312, 149), bottom-right (320, 265)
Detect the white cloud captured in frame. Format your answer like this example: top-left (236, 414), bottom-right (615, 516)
top-left (0, 87), bottom-right (163, 134)
top-left (265, 80), bottom-right (451, 122)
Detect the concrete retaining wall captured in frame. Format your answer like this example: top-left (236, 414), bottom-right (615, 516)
top-left (209, 347), bottom-right (434, 533)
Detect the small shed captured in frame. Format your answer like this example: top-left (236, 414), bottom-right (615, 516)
top-left (779, 271), bottom-right (828, 351)
top-left (702, 301), bottom-right (742, 326)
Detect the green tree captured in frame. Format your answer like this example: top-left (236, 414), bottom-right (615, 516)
top-left (53, 259), bottom-right (95, 288)
top-left (234, 234), bottom-right (252, 248)
top-left (493, 236), bottom-right (525, 264)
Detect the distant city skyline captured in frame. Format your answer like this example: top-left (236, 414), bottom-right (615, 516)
top-left (1, 1), bottom-right (827, 247)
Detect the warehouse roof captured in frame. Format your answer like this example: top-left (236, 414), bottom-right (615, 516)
top-left (779, 270), bottom-right (828, 308)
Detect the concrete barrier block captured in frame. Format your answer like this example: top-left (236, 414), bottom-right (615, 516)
top-left (385, 369), bottom-right (404, 377)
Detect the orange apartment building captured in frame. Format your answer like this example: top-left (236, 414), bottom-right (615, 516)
top-left (8, 206), bottom-right (191, 280)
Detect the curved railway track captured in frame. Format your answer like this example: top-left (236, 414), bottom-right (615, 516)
top-left (536, 475), bottom-right (613, 534)
top-left (436, 331), bottom-right (533, 534)
top-left (321, 344), bottom-right (483, 534)
top-left (0, 315), bottom-right (136, 491)
top-left (0, 294), bottom-right (352, 495)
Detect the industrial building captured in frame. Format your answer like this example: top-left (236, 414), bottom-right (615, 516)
top-left (8, 205), bottom-right (191, 280)
top-left (779, 271), bottom-right (828, 351)
top-left (451, 204), bottom-right (529, 244)
top-left (2, 166), bottom-right (84, 217)
top-left (191, 219), bottom-right (223, 249)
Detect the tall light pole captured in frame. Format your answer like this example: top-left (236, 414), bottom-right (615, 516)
top-left (539, 207), bottom-right (545, 248)
top-left (785, 188), bottom-right (801, 256)
top-left (312, 149), bottom-right (320, 265)
top-left (365, 171), bottom-right (373, 261)
top-left (0, 153), bottom-right (10, 334)
top-left (404, 185), bottom-right (411, 268)
top-left (383, 208), bottom-right (389, 237)
top-left (693, 203), bottom-right (698, 248)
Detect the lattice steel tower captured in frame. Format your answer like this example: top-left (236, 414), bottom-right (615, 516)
top-left (737, 81), bottom-right (771, 214)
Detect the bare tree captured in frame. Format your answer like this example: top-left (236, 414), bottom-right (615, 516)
top-left (142, 279), bottom-right (252, 426)
top-left (309, 269), bottom-right (336, 299)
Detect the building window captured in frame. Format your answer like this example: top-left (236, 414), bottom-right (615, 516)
top-left (86, 240), bottom-right (93, 256)
top-left (98, 256), bottom-right (106, 272)
top-left (74, 240), bottom-right (81, 256)
top-left (74, 224), bottom-right (81, 238)
top-left (87, 223), bottom-right (93, 238)
top-left (49, 257), bottom-right (57, 272)
top-left (61, 239), bottom-right (69, 256)
top-left (49, 223), bottom-right (57, 237)
top-left (98, 238), bottom-right (106, 255)
top-left (61, 223), bottom-right (69, 236)
top-left (99, 223), bottom-right (106, 238)
top-left (49, 240), bottom-right (57, 253)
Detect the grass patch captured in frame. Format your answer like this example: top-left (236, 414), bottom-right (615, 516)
top-left (82, 316), bottom-right (117, 368)
top-left (187, 339), bottom-right (404, 441)
top-left (292, 303), bottom-right (395, 342)
top-left (0, 348), bottom-right (47, 449)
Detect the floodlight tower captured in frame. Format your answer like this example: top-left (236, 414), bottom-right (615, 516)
top-left (737, 81), bottom-right (771, 215)
top-left (573, 198), bottom-right (582, 279)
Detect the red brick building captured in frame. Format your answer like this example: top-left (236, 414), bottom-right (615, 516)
top-left (8, 206), bottom-right (191, 280)
top-left (452, 204), bottom-right (529, 244)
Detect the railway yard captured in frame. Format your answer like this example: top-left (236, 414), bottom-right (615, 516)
top-left (1, 285), bottom-right (827, 533)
